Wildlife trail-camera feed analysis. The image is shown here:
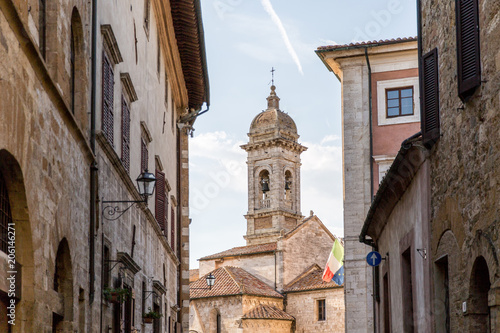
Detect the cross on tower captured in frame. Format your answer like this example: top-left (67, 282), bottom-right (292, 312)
top-left (270, 67), bottom-right (275, 86)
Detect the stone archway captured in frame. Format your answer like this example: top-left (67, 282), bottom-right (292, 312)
top-left (0, 149), bottom-right (35, 333)
top-left (53, 237), bottom-right (74, 332)
top-left (468, 256), bottom-right (491, 332)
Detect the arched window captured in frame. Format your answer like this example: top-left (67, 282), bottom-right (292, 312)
top-left (70, 8), bottom-right (88, 133)
top-left (39, 0), bottom-right (46, 58)
top-left (258, 170), bottom-right (270, 209)
top-left (284, 170), bottom-right (292, 203)
top-left (0, 170), bottom-right (13, 253)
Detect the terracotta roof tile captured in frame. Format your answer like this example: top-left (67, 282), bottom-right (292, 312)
top-left (317, 37), bottom-right (417, 51)
top-left (242, 305), bottom-right (294, 321)
top-left (284, 264), bottom-right (342, 293)
top-left (190, 266), bottom-right (283, 299)
top-left (199, 242), bottom-right (277, 261)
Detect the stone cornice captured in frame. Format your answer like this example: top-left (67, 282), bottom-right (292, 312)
top-left (120, 73), bottom-right (138, 102)
top-left (241, 138), bottom-right (307, 153)
top-left (117, 252), bottom-right (141, 275)
top-left (100, 24), bottom-right (123, 64)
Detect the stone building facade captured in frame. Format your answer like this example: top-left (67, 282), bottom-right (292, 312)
top-left (316, 38), bottom-right (419, 332)
top-left (418, 0), bottom-right (500, 332)
top-left (0, 0), bottom-right (208, 332)
top-left (189, 87), bottom-right (344, 333)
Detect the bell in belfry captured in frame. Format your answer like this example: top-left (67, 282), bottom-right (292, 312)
top-left (261, 178), bottom-right (270, 192)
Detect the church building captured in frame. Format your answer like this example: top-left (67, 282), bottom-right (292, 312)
top-left (189, 86), bottom-right (345, 333)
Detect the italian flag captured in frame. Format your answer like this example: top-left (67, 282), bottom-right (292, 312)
top-left (322, 238), bottom-right (344, 286)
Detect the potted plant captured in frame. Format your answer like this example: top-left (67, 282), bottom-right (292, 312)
top-left (143, 308), bottom-right (162, 324)
top-left (103, 287), bottom-right (131, 304)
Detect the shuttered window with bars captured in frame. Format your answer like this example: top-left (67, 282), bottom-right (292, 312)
top-left (121, 95), bottom-right (131, 173)
top-left (155, 170), bottom-right (166, 230)
top-left (456, 0), bottom-right (481, 102)
top-left (171, 207), bottom-right (175, 254)
top-left (102, 51), bottom-right (114, 145)
top-left (0, 170), bottom-right (13, 253)
top-left (421, 48), bottom-right (440, 148)
top-left (141, 138), bottom-right (148, 172)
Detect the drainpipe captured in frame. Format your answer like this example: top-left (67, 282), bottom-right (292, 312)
top-left (90, 0), bottom-right (98, 323)
top-left (364, 47), bottom-right (374, 202)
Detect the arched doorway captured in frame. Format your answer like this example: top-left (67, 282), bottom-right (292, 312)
top-left (0, 149), bottom-right (35, 333)
top-left (468, 256), bottom-right (490, 332)
top-left (52, 238), bottom-right (74, 331)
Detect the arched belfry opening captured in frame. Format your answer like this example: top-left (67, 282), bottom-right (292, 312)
top-left (258, 169), bottom-right (271, 208)
top-left (0, 149), bottom-right (35, 333)
top-left (241, 85), bottom-right (307, 245)
top-left (468, 256), bottom-right (491, 332)
top-left (284, 170), bottom-right (293, 207)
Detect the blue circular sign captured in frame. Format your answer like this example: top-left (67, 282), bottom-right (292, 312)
top-left (366, 251), bottom-right (382, 267)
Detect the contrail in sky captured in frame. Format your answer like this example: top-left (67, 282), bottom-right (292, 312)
top-left (260, 0), bottom-right (304, 75)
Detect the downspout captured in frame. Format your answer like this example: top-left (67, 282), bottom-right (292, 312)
top-left (364, 47), bottom-right (374, 202)
top-left (274, 250), bottom-right (277, 290)
top-left (89, 0), bottom-right (99, 326)
top-left (364, 46), bottom-right (377, 333)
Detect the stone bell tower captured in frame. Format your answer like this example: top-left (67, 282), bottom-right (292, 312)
top-left (241, 85), bottom-right (307, 246)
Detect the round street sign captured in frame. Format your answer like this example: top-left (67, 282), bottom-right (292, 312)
top-left (366, 251), bottom-right (382, 267)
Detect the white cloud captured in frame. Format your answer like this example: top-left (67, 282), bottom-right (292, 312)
top-left (320, 134), bottom-right (341, 145)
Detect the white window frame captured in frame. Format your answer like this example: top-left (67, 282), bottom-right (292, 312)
top-left (377, 77), bottom-right (420, 126)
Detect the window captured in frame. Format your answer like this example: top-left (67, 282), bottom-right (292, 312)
top-left (144, 0), bottom-right (151, 35)
top-left (121, 96), bottom-right (131, 173)
top-left (317, 299), bottom-right (326, 321)
top-left (383, 273), bottom-right (391, 333)
top-left (157, 33), bottom-right (161, 75)
top-left (386, 87), bottom-right (414, 118)
top-left (103, 244), bottom-right (110, 287)
top-left (39, 0), bottom-right (46, 59)
top-left (170, 207), bottom-right (175, 253)
top-left (0, 170), bottom-right (12, 254)
top-left (70, 25), bottom-right (75, 114)
top-left (421, 48), bottom-right (440, 148)
top-left (102, 51), bottom-right (115, 145)
top-left (401, 248), bottom-right (414, 333)
top-left (155, 170), bottom-right (166, 230)
top-left (217, 313), bottom-right (221, 333)
top-left (165, 72), bottom-right (169, 105)
top-left (141, 137), bottom-right (148, 172)
top-left (456, 0), bottom-right (481, 102)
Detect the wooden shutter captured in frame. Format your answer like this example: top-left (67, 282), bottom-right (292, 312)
top-left (421, 48), bottom-right (440, 148)
top-left (171, 207), bottom-right (175, 254)
top-left (121, 96), bottom-right (130, 173)
top-left (456, 0), bottom-right (481, 101)
top-left (102, 52), bottom-right (114, 144)
top-left (155, 170), bottom-right (166, 230)
top-left (141, 138), bottom-right (148, 172)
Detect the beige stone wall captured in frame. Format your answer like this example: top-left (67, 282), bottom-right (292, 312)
top-left (281, 217), bottom-right (334, 288)
top-left (375, 160), bottom-right (431, 332)
top-left (0, 0), bottom-right (196, 331)
top-left (420, 1), bottom-right (500, 332)
top-left (0, 1), bottom-right (93, 331)
top-left (286, 288), bottom-right (345, 333)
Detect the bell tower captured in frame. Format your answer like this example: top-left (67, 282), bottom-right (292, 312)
top-left (241, 85), bottom-right (307, 246)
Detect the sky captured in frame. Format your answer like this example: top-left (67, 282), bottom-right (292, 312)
top-left (189, 0), bottom-right (417, 268)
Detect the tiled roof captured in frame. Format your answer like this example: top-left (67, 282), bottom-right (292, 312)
top-left (317, 37), bottom-right (417, 51)
top-left (190, 266), bottom-right (283, 299)
top-left (199, 242), bottom-right (277, 261)
top-left (242, 305), bottom-right (294, 321)
top-left (284, 264), bottom-right (342, 293)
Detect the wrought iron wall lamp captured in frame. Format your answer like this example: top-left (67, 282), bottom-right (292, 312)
top-left (102, 170), bottom-right (156, 221)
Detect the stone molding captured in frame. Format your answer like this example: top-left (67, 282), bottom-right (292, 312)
top-left (120, 73), bottom-right (138, 102)
top-left (101, 24), bottom-right (123, 64)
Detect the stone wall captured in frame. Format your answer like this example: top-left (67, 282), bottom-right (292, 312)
top-left (286, 288), bottom-right (345, 333)
top-left (421, 0), bottom-right (500, 331)
top-left (281, 216), bottom-right (334, 288)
